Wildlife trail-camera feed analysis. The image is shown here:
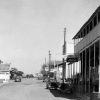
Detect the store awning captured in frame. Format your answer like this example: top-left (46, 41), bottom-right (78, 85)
top-left (58, 62), bottom-right (65, 66)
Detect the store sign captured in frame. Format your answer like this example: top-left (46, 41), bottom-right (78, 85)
top-left (66, 57), bottom-right (78, 62)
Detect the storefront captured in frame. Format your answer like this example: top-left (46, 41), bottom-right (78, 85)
top-left (79, 40), bottom-right (99, 93)
top-left (70, 6), bottom-right (100, 95)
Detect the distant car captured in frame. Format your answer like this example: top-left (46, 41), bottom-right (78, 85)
top-left (37, 74), bottom-right (43, 80)
top-left (15, 76), bottom-right (21, 82)
top-left (43, 74), bottom-right (48, 82)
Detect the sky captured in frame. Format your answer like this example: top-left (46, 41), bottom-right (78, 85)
top-left (0, 0), bottom-right (99, 74)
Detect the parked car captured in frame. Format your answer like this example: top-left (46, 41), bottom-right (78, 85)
top-left (46, 72), bottom-right (58, 89)
top-left (15, 76), bottom-right (21, 82)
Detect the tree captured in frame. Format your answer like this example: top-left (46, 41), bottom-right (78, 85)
top-left (0, 60), bottom-right (3, 64)
top-left (10, 68), bottom-right (18, 72)
top-left (10, 68), bottom-right (18, 79)
top-left (10, 67), bottom-right (25, 80)
top-left (40, 64), bottom-right (47, 75)
top-left (16, 71), bottom-right (24, 76)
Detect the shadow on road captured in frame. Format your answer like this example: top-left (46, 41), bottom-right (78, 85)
top-left (49, 89), bottom-right (80, 100)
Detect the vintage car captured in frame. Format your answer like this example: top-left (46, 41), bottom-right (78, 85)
top-left (46, 72), bottom-right (58, 89)
top-left (15, 76), bottom-right (21, 82)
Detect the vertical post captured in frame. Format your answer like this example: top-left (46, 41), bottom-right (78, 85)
top-left (79, 60), bottom-right (81, 75)
top-left (99, 40), bottom-right (100, 93)
top-left (68, 65), bottom-right (69, 78)
top-left (98, 40), bottom-right (100, 99)
top-left (94, 44), bottom-right (95, 92)
top-left (68, 65), bottom-right (70, 78)
top-left (71, 64), bottom-right (72, 78)
top-left (62, 58), bottom-right (66, 83)
top-left (73, 63), bottom-right (75, 84)
top-left (48, 50), bottom-right (51, 81)
top-left (44, 57), bottom-right (46, 74)
top-left (45, 58), bottom-right (46, 65)
top-left (79, 59), bottom-right (81, 93)
top-left (82, 52), bottom-right (83, 93)
top-left (89, 47), bottom-right (91, 95)
top-left (76, 62), bottom-right (77, 84)
top-left (85, 49), bottom-right (86, 93)
top-left (62, 28), bottom-right (66, 83)
top-left (98, 40), bottom-right (100, 98)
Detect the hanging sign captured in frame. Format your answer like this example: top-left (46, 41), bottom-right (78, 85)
top-left (66, 57), bottom-right (78, 62)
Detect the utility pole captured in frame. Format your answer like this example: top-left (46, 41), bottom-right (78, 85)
top-left (45, 57), bottom-right (46, 69)
top-left (44, 57), bottom-right (47, 72)
top-left (48, 50), bottom-right (51, 80)
top-left (62, 28), bottom-right (66, 83)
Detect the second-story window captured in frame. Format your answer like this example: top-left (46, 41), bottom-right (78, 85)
top-left (98, 11), bottom-right (100, 22)
top-left (87, 24), bottom-right (89, 34)
top-left (83, 28), bottom-right (86, 37)
top-left (80, 32), bottom-right (83, 40)
top-left (94, 15), bottom-right (97, 27)
top-left (90, 21), bottom-right (93, 31)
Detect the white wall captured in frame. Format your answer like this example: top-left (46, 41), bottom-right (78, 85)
top-left (0, 72), bottom-right (10, 83)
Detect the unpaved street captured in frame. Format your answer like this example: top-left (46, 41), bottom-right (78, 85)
top-left (0, 79), bottom-right (79, 100)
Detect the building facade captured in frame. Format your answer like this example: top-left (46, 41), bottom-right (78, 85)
top-left (68, 6), bottom-right (100, 95)
top-left (0, 63), bottom-right (10, 83)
